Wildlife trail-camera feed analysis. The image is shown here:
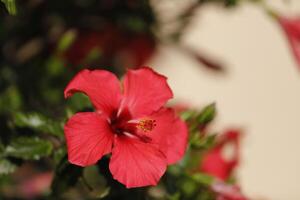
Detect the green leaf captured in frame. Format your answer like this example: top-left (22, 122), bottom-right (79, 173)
top-left (84, 47), bottom-right (102, 63)
top-left (56, 30), bottom-right (77, 52)
top-left (200, 0), bottom-right (238, 7)
top-left (53, 147), bottom-right (66, 165)
top-left (180, 147), bottom-right (202, 170)
top-left (0, 159), bottom-right (16, 175)
top-left (180, 110), bottom-right (197, 121)
top-left (181, 178), bottom-right (198, 197)
top-left (0, 86), bottom-right (22, 113)
top-left (13, 112), bottom-right (64, 137)
top-left (191, 173), bottom-right (214, 186)
top-left (82, 166), bottom-right (109, 198)
top-left (1, 0), bottom-right (17, 15)
top-left (67, 93), bottom-right (92, 112)
top-left (191, 134), bottom-right (217, 150)
top-left (196, 103), bottom-right (216, 125)
top-left (96, 187), bottom-right (110, 199)
top-left (167, 165), bottom-right (182, 177)
top-left (224, 0), bottom-right (238, 7)
top-left (46, 57), bottom-right (65, 76)
top-left (124, 16), bottom-right (146, 32)
top-left (4, 137), bottom-right (53, 160)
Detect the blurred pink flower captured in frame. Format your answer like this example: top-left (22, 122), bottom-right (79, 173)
top-left (212, 180), bottom-right (248, 200)
top-left (18, 172), bottom-right (53, 199)
top-left (278, 16), bottom-right (300, 69)
top-left (200, 129), bottom-right (241, 180)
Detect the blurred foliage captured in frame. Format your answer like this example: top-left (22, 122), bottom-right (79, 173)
top-left (3, 136), bottom-right (53, 160)
top-left (0, 159), bottom-right (17, 175)
top-left (12, 112), bottom-right (64, 137)
top-left (0, 0), bottom-right (249, 199)
top-left (1, 0), bottom-right (16, 15)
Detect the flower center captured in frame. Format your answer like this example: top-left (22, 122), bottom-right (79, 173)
top-left (110, 108), bottom-right (156, 141)
top-left (110, 117), bottom-right (156, 136)
top-left (136, 119), bottom-right (156, 132)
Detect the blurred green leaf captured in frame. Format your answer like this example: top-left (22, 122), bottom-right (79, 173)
top-left (180, 110), bottom-right (197, 121)
top-left (57, 30), bottom-right (77, 52)
top-left (181, 178), bottom-right (198, 197)
top-left (42, 87), bottom-right (61, 105)
top-left (0, 159), bottom-right (16, 175)
top-left (82, 166), bottom-right (110, 198)
top-left (97, 187), bottom-right (110, 199)
top-left (0, 86), bottom-right (22, 113)
top-left (46, 57), bottom-right (65, 76)
top-left (168, 165), bottom-right (180, 176)
top-left (124, 16), bottom-right (146, 32)
top-left (4, 137), bottom-right (53, 160)
top-left (67, 93), bottom-right (92, 111)
top-left (187, 103), bottom-right (217, 133)
top-left (13, 112), bottom-right (64, 137)
top-left (191, 134), bottom-right (217, 150)
top-left (196, 103), bottom-right (216, 125)
top-left (191, 173), bottom-right (214, 186)
top-left (84, 47), bottom-right (102, 63)
top-left (53, 147), bottom-right (66, 165)
top-left (224, 0), bottom-right (238, 6)
top-left (167, 192), bottom-right (180, 200)
top-left (1, 0), bottom-right (17, 15)
top-left (195, 189), bottom-right (215, 200)
top-left (200, 0), bottom-right (239, 7)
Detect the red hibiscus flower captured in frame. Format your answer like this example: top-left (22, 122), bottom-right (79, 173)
top-left (278, 16), bottom-right (300, 69)
top-left (200, 130), bottom-right (240, 181)
top-left (64, 67), bottom-right (188, 188)
top-left (212, 180), bottom-right (248, 200)
top-left (63, 26), bottom-right (156, 68)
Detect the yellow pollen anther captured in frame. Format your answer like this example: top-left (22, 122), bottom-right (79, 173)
top-left (137, 119), bottom-right (156, 132)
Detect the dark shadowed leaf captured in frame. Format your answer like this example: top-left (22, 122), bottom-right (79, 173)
top-left (167, 192), bottom-right (180, 200)
top-left (53, 147), bottom-right (66, 165)
top-left (51, 157), bottom-right (83, 196)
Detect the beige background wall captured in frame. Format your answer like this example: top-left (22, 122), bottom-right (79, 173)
top-left (150, 1), bottom-right (300, 199)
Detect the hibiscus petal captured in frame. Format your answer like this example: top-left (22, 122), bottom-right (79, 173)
top-left (64, 69), bottom-right (122, 118)
top-left (64, 112), bottom-right (114, 166)
top-left (143, 108), bottom-right (188, 164)
top-left (201, 148), bottom-right (229, 180)
top-left (109, 136), bottom-right (167, 188)
top-left (121, 67), bottom-right (173, 118)
top-left (166, 113), bottom-right (188, 164)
